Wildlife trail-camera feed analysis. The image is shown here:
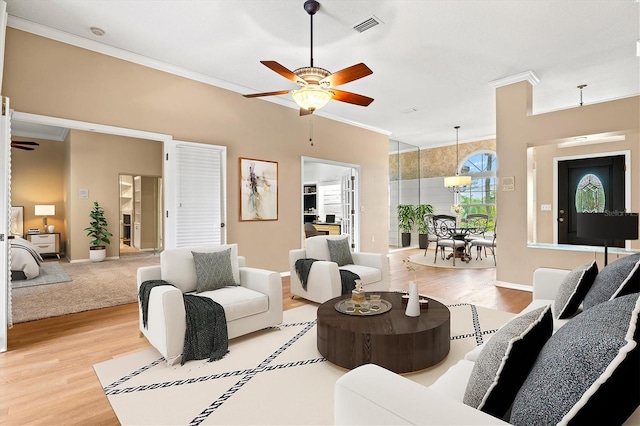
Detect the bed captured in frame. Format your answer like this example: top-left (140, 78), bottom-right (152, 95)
top-left (10, 206), bottom-right (43, 280)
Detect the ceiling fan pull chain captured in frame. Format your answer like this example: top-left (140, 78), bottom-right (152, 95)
top-left (309, 115), bottom-right (314, 146)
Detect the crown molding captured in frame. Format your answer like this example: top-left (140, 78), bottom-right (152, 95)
top-left (7, 16), bottom-right (392, 137)
top-left (488, 70), bottom-right (540, 88)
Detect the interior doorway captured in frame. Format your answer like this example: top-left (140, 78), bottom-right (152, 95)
top-left (301, 157), bottom-right (360, 251)
top-left (119, 174), bottom-right (163, 257)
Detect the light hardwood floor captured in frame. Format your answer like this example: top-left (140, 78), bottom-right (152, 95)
top-left (0, 248), bottom-right (531, 425)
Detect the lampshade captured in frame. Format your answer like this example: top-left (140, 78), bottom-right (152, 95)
top-left (577, 212), bottom-right (639, 266)
top-left (444, 175), bottom-right (472, 188)
top-left (291, 86), bottom-right (332, 112)
top-left (35, 205), bottom-right (55, 216)
top-left (577, 212), bottom-right (639, 240)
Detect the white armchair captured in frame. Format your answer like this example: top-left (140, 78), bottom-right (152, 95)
top-left (137, 244), bottom-right (283, 365)
top-left (289, 235), bottom-right (389, 304)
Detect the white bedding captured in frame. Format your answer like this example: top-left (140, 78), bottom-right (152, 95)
top-left (10, 237), bottom-right (43, 280)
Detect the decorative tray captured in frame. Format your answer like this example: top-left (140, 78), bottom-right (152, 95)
top-left (334, 298), bottom-right (392, 316)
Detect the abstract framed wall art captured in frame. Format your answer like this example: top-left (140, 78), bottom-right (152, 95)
top-left (239, 157), bottom-right (278, 221)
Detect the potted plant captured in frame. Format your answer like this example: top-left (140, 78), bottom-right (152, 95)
top-left (415, 203), bottom-right (434, 249)
top-left (397, 204), bottom-right (415, 247)
top-left (84, 201), bottom-right (112, 262)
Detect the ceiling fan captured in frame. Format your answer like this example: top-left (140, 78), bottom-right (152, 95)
top-left (243, 0), bottom-right (374, 116)
top-left (11, 140), bottom-right (39, 151)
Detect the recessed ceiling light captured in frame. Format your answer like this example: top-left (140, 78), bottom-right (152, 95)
top-left (90, 27), bottom-right (105, 36)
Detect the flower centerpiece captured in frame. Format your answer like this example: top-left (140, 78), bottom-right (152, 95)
top-left (451, 203), bottom-right (464, 225)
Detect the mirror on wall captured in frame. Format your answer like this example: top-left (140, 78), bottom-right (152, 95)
top-left (389, 139), bottom-right (420, 249)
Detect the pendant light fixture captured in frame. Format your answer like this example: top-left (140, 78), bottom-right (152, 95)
top-left (444, 126), bottom-right (471, 191)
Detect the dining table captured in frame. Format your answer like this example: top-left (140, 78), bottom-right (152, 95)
top-left (445, 225), bottom-right (477, 263)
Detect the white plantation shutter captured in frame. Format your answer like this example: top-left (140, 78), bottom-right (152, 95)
top-left (164, 140), bottom-right (226, 249)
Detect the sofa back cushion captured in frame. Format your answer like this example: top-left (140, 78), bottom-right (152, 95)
top-left (306, 235), bottom-right (350, 262)
top-left (583, 253), bottom-right (640, 309)
top-left (161, 244), bottom-right (240, 293)
top-left (510, 293), bottom-right (640, 426)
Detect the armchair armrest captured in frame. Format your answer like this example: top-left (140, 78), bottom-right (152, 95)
top-left (532, 267), bottom-right (571, 301)
top-left (140, 285), bottom-right (186, 366)
top-left (335, 364), bottom-right (508, 425)
top-left (137, 265), bottom-right (161, 287)
top-left (239, 266), bottom-right (283, 310)
top-left (351, 252), bottom-right (390, 288)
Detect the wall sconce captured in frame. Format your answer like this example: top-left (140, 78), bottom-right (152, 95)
top-left (35, 204), bottom-right (55, 233)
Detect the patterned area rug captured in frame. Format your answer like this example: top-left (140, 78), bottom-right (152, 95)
top-left (11, 262), bottom-right (72, 288)
top-left (93, 301), bottom-right (514, 425)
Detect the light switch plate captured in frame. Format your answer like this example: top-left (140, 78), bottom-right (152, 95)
top-left (541, 204), bottom-right (552, 211)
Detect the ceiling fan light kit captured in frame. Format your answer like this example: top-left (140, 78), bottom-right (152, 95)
top-left (243, 0), bottom-right (373, 115)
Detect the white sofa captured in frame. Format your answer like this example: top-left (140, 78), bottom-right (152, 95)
top-left (335, 267), bottom-right (640, 425)
top-left (289, 235), bottom-right (389, 304)
top-left (137, 244), bottom-right (283, 365)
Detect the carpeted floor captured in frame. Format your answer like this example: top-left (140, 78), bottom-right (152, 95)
top-left (93, 301), bottom-right (515, 425)
top-left (11, 262), bottom-right (72, 288)
top-left (409, 250), bottom-right (496, 269)
top-left (10, 254), bottom-right (160, 323)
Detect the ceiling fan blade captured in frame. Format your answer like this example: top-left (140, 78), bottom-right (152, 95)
top-left (11, 144), bottom-right (34, 151)
top-left (299, 108), bottom-right (314, 116)
top-left (243, 90), bottom-right (291, 99)
top-left (330, 89), bottom-right (374, 107)
top-left (11, 140), bottom-right (39, 146)
top-left (320, 63), bottom-right (372, 87)
top-left (261, 61), bottom-right (303, 84)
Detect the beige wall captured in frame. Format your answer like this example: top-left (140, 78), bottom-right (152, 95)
top-left (66, 130), bottom-right (162, 261)
top-left (4, 29), bottom-right (390, 271)
top-left (496, 80), bottom-right (639, 286)
top-left (11, 137), bottom-right (66, 251)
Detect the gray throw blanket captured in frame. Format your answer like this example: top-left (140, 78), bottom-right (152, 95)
top-left (138, 280), bottom-right (229, 365)
top-left (294, 258), bottom-right (359, 295)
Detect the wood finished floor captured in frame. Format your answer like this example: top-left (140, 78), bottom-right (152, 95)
top-left (0, 248), bottom-right (532, 425)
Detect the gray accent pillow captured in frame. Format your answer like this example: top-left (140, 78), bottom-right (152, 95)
top-left (192, 249), bottom-right (237, 293)
top-left (510, 293), bottom-right (640, 426)
top-left (583, 253), bottom-right (640, 310)
top-left (463, 306), bottom-right (553, 418)
top-left (327, 237), bottom-right (353, 267)
top-left (553, 260), bottom-right (598, 319)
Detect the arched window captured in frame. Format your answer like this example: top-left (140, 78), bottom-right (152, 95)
top-left (458, 151), bottom-right (497, 228)
top-left (575, 173), bottom-right (605, 213)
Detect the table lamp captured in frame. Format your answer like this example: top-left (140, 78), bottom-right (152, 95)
top-left (35, 204), bottom-right (55, 233)
top-left (577, 212), bottom-right (639, 266)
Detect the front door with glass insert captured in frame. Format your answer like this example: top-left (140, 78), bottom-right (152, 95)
top-left (557, 155), bottom-right (625, 246)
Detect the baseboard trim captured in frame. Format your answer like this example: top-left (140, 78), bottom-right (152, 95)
top-left (495, 281), bottom-right (533, 292)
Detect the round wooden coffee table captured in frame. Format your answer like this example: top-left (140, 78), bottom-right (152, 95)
top-left (317, 292), bottom-right (450, 373)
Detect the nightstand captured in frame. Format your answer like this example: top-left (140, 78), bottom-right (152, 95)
top-left (26, 233), bottom-right (60, 258)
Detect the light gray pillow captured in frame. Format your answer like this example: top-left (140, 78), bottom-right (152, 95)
top-left (463, 305), bottom-right (552, 418)
top-left (192, 249), bottom-right (237, 293)
top-left (510, 293), bottom-right (640, 426)
top-left (327, 237), bottom-right (353, 266)
top-left (554, 260), bottom-right (598, 319)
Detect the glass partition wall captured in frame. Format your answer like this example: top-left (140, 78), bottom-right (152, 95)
top-left (389, 140), bottom-right (421, 249)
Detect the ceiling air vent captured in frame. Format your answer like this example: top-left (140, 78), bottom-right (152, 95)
top-left (353, 15), bottom-right (383, 33)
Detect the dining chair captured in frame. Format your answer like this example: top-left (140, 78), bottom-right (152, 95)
top-left (304, 223), bottom-right (329, 238)
top-left (422, 214), bottom-right (439, 256)
top-left (469, 220), bottom-right (497, 265)
top-left (464, 213), bottom-right (489, 257)
top-left (432, 215), bottom-right (467, 266)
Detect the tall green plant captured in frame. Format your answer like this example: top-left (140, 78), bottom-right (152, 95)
top-left (84, 201), bottom-right (113, 248)
top-left (397, 204), bottom-right (416, 233)
top-left (415, 204), bottom-right (434, 234)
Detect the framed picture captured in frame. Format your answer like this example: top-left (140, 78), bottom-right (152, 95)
top-left (239, 157), bottom-right (278, 221)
